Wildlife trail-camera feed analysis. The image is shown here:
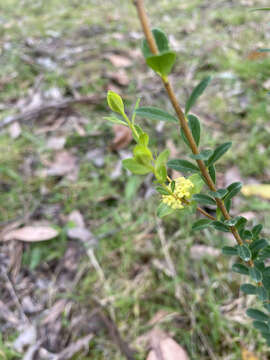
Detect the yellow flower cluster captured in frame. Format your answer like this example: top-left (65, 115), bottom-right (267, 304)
top-left (162, 177), bottom-right (194, 209)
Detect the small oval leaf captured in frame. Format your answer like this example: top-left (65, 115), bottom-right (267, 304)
top-left (246, 308), bottom-right (269, 322)
top-left (206, 142), bottom-right (232, 166)
top-left (135, 107), bottom-right (178, 123)
top-left (185, 76), bottom-right (211, 115)
top-left (167, 159), bottom-right (199, 173)
top-left (192, 219), bottom-right (212, 231)
top-left (237, 244), bottom-right (251, 261)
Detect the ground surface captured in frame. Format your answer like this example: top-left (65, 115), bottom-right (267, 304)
top-left (0, 0), bottom-right (270, 359)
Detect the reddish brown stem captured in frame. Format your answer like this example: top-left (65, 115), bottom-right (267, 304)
top-left (133, 0), bottom-right (259, 274)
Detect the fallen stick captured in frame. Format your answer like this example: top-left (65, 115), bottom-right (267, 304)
top-left (0, 95), bottom-right (103, 129)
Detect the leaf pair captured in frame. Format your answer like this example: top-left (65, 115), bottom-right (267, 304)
top-left (142, 28), bottom-right (176, 77)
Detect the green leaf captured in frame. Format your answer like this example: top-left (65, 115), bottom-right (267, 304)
top-left (125, 176), bottom-right (141, 201)
top-left (122, 158), bottom-right (152, 175)
top-left (189, 173), bottom-right (204, 194)
top-left (138, 132), bottom-right (149, 146)
top-left (250, 239), bottom-right (268, 253)
top-left (156, 149), bottom-right (170, 168)
top-left (185, 76), bottom-right (211, 115)
top-left (131, 97), bottom-right (141, 123)
top-left (224, 217), bottom-right (239, 226)
top-left (192, 194), bottom-right (216, 206)
top-left (190, 149), bottom-right (213, 161)
top-left (211, 221), bottom-right (230, 232)
top-left (188, 114), bottom-right (201, 146)
top-left (249, 267), bottom-right (262, 283)
top-left (133, 144), bottom-right (153, 165)
top-left (250, 7), bottom-right (270, 11)
top-left (208, 165), bottom-right (216, 184)
top-left (262, 275), bottom-right (270, 290)
top-left (257, 287), bottom-right (268, 301)
top-left (134, 124), bottom-right (144, 137)
top-left (206, 142), bottom-right (232, 166)
top-left (224, 197), bottom-right (231, 212)
top-left (146, 51), bottom-right (176, 77)
top-left (135, 106), bottom-right (178, 123)
top-left (252, 224), bottom-right (263, 239)
top-left (232, 263), bottom-right (249, 275)
top-left (107, 90), bottom-right (125, 115)
top-left (246, 308), bottom-right (269, 322)
top-left (155, 165), bottom-right (167, 183)
top-left (171, 180), bottom-right (175, 192)
top-left (142, 28), bottom-right (170, 58)
top-left (104, 115), bottom-right (127, 126)
top-left (155, 149), bottom-right (169, 183)
top-left (259, 246), bottom-right (270, 261)
top-left (237, 244), bottom-right (251, 261)
top-left (209, 189), bottom-right (228, 199)
top-left (181, 114), bottom-right (201, 147)
top-left (240, 229), bottom-right (252, 240)
top-left (156, 186), bottom-right (171, 195)
top-left (253, 321), bottom-right (269, 333)
top-left (225, 182), bottom-right (242, 200)
top-left (263, 267), bottom-right (270, 276)
top-left (192, 219), bottom-right (212, 231)
top-left (167, 159), bottom-right (199, 173)
top-left (235, 216), bottom-right (248, 231)
top-left (241, 284), bottom-right (257, 295)
top-left (262, 334), bottom-right (270, 344)
top-left (157, 202), bottom-right (174, 218)
top-left (259, 48), bottom-right (270, 52)
top-left (222, 246), bottom-right (238, 256)
top-left (254, 261), bottom-right (265, 272)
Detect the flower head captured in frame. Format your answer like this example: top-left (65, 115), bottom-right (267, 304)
top-left (162, 177), bottom-right (194, 209)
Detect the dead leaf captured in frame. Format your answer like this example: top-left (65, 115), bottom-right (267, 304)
top-left (45, 151), bottom-right (77, 177)
top-left (67, 211), bottom-right (97, 247)
top-left (8, 121), bottom-right (21, 139)
top-left (0, 300), bottom-right (19, 325)
top-left (68, 210), bottom-right (85, 228)
top-left (148, 310), bottom-right (175, 326)
top-left (108, 69), bottom-right (129, 86)
top-left (105, 54), bottom-right (132, 67)
top-left (263, 78), bottom-right (270, 90)
top-left (67, 227), bottom-right (94, 243)
top-left (85, 148), bottom-right (105, 167)
top-left (147, 329), bottom-right (189, 360)
top-left (54, 333), bottom-right (93, 360)
top-left (110, 124), bottom-right (133, 150)
top-left (190, 245), bottom-right (221, 260)
top-left (42, 299), bottom-right (67, 325)
top-left (107, 82), bottom-right (122, 94)
top-left (242, 348), bottom-right (259, 360)
top-left (3, 226), bottom-right (59, 242)
top-left (22, 296), bottom-right (43, 314)
top-left (241, 184), bottom-right (270, 199)
top-left (46, 136), bottom-right (66, 150)
top-left (13, 325), bottom-right (37, 352)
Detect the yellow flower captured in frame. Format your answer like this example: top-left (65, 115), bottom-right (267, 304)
top-left (162, 177), bottom-right (194, 210)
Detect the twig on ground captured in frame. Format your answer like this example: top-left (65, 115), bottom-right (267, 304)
top-left (95, 309), bottom-right (136, 360)
top-left (0, 95), bottom-right (103, 129)
top-left (1, 268), bottom-right (30, 324)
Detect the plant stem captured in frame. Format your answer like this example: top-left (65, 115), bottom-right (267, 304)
top-left (197, 206), bottom-right (216, 221)
top-left (133, 0), bottom-right (258, 272)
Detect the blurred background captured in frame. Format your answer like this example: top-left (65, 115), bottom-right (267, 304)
top-left (0, 0), bottom-right (270, 359)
